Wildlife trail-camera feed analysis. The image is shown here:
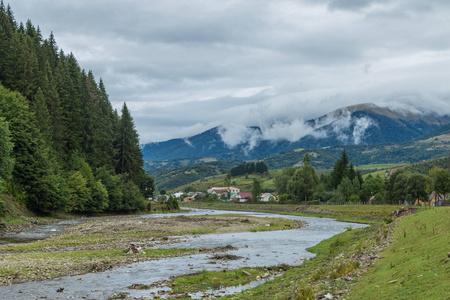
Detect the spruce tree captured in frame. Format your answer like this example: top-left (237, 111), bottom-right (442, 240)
top-left (116, 103), bottom-right (144, 186)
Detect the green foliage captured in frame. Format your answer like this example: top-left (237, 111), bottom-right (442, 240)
top-left (67, 171), bottom-right (89, 212)
top-left (0, 116), bottom-right (14, 196)
top-left (251, 179), bottom-right (262, 203)
top-left (166, 196), bottom-right (179, 210)
top-left (288, 155), bottom-right (319, 202)
top-left (0, 197), bottom-right (5, 216)
top-left (0, 4), bottom-right (153, 215)
top-left (348, 194), bottom-right (360, 202)
top-left (360, 176), bottom-right (385, 201)
top-left (230, 161), bottom-right (268, 176)
top-left (329, 149), bottom-right (350, 189)
top-left (115, 103), bottom-right (144, 186)
top-left (274, 167), bottom-right (296, 195)
top-left (96, 168), bottom-right (124, 212)
top-left (432, 168), bottom-right (450, 201)
top-left (122, 180), bottom-right (145, 212)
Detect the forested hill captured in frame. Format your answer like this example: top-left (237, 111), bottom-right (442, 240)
top-left (0, 2), bottom-right (153, 216)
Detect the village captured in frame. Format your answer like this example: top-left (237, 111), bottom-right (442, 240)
top-left (155, 185), bottom-right (446, 207)
top-left (162, 186), bottom-right (277, 203)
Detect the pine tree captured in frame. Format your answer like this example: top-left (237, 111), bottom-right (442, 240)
top-left (329, 149), bottom-right (349, 189)
top-left (32, 88), bottom-right (52, 143)
top-left (251, 179), bottom-right (261, 203)
top-left (116, 103), bottom-right (144, 186)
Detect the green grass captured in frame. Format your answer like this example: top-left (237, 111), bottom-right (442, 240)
top-left (171, 268), bottom-right (270, 293)
top-left (347, 207), bottom-right (450, 300)
top-left (355, 163), bottom-right (405, 171)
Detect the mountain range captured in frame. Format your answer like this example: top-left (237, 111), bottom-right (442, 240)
top-left (141, 103), bottom-right (450, 163)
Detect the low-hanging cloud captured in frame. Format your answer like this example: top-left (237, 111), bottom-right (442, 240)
top-left (217, 107), bottom-right (378, 149)
top-left (352, 117), bottom-right (377, 144)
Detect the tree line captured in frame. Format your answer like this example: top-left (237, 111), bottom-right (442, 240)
top-left (275, 150), bottom-right (450, 204)
top-left (230, 161), bottom-right (268, 177)
top-left (0, 2), bottom-right (153, 216)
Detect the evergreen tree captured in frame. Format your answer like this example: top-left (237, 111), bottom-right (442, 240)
top-left (0, 116), bottom-right (14, 195)
top-left (116, 103), bottom-right (144, 186)
top-left (0, 3), bottom-right (149, 215)
top-left (32, 88), bottom-right (52, 143)
top-left (251, 179), bottom-right (261, 203)
top-left (329, 149), bottom-right (349, 189)
top-left (0, 85), bottom-right (67, 213)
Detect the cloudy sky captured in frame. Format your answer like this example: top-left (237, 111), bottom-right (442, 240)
top-left (10, 0), bottom-right (450, 143)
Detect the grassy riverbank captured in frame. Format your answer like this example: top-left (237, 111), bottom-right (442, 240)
top-left (184, 202), bottom-right (411, 224)
top-left (179, 203), bottom-right (448, 300)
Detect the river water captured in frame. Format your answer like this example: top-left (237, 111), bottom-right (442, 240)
top-left (0, 208), bottom-right (367, 299)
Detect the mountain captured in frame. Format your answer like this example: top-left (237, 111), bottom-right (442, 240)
top-left (149, 125), bottom-right (450, 190)
top-left (142, 103), bottom-right (450, 163)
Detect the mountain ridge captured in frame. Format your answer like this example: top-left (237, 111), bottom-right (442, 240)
top-left (142, 103), bottom-right (450, 163)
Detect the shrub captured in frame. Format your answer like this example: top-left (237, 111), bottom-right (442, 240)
top-left (0, 197), bottom-right (5, 216)
top-left (296, 285), bottom-right (315, 300)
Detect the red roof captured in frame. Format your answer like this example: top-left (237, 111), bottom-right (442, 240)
top-left (238, 193), bottom-right (252, 198)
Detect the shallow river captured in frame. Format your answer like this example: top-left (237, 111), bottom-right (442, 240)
top-left (0, 208), bottom-right (367, 299)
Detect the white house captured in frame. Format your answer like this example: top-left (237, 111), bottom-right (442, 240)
top-left (260, 193), bottom-right (275, 202)
top-left (207, 187), bottom-right (240, 194)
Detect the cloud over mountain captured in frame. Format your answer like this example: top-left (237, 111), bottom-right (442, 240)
top-left (11, 0), bottom-right (450, 143)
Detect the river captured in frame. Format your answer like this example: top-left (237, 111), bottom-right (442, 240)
top-left (0, 208), bottom-right (367, 299)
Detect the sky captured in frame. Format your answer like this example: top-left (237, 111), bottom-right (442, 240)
top-left (10, 0), bottom-right (450, 144)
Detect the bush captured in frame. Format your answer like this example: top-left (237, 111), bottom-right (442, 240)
top-left (0, 197), bottom-right (5, 216)
top-left (348, 194), bottom-right (360, 202)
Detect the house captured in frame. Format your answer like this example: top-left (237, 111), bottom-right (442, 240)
top-left (231, 192), bottom-right (252, 202)
top-left (260, 193), bottom-right (275, 202)
top-left (414, 191), bottom-right (445, 207)
top-left (172, 192), bottom-right (184, 199)
top-left (207, 187), bottom-right (240, 194)
top-left (182, 192), bottom-right (205, 202)
top-left (429, 191), bottom-right (445, 207)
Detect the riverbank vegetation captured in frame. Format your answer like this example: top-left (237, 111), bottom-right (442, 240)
top-left (172, 205), bottom-right (448, 300)
top-left (184, 202), bottom-right (410, 224)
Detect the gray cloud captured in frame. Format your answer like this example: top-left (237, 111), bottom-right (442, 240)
top-left (10, 0), bottom-right (450, 143)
